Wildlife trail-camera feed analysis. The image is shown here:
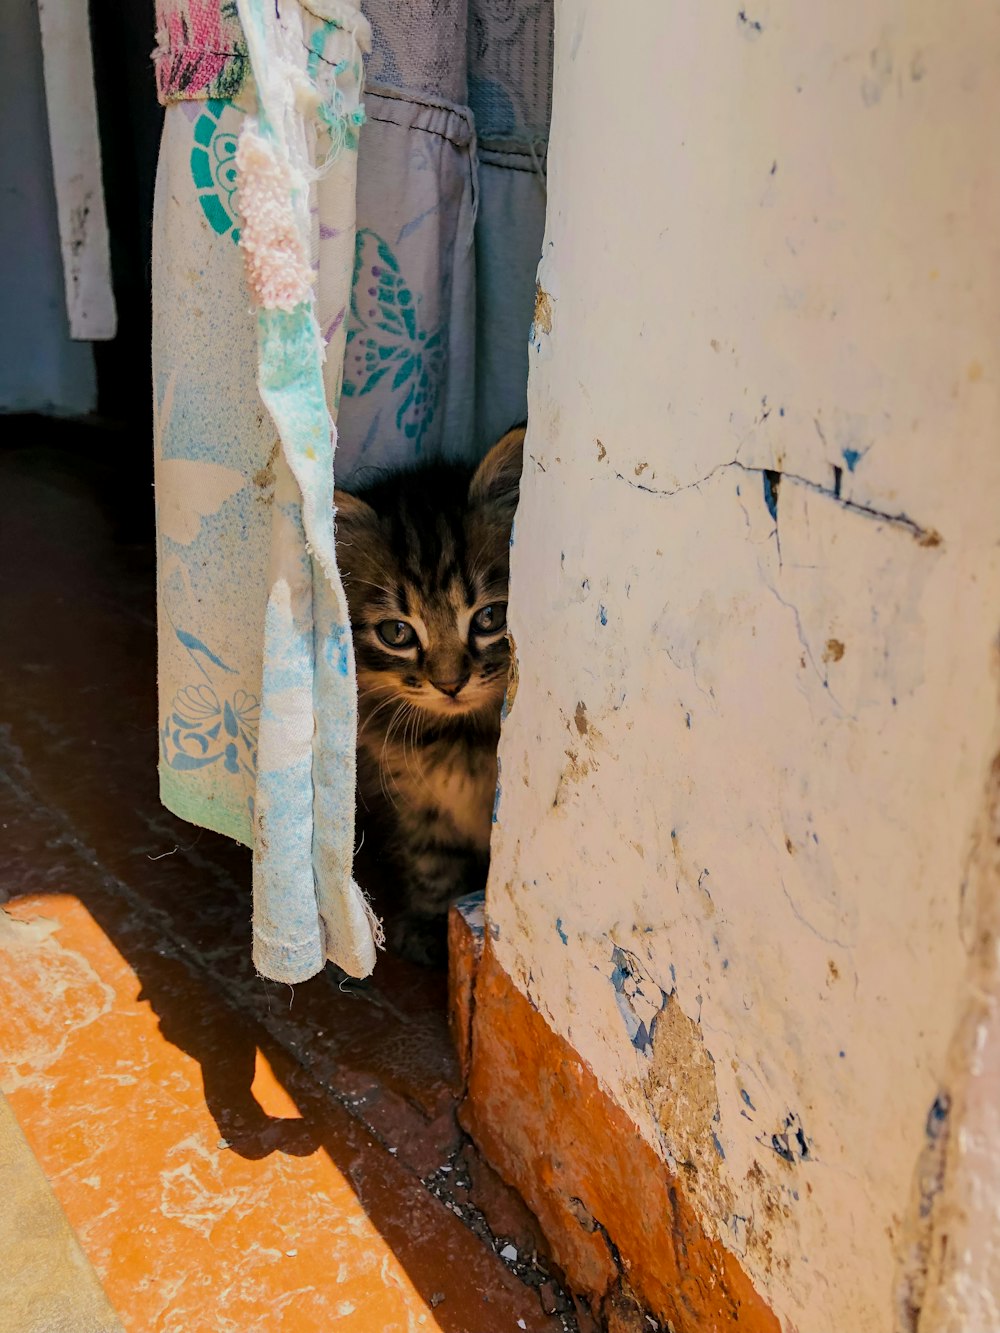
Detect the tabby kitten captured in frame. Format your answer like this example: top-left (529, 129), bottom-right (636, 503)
top-left (334, 426), bottom-right (524, 965)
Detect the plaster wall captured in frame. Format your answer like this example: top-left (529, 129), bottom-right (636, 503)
top-left (488, 2), bottom-right (1000, 1328)
top-left (0, 0), bottom-right (96, 415)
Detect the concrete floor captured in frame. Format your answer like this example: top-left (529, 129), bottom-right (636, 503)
top-left (0, 419), bottom-right (576, 1333)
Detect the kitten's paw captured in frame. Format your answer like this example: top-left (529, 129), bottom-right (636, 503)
top-left (389, 911), bottom-right (448, 968)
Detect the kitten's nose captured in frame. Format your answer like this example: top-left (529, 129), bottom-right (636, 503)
top-left (431, 674), bottom-right (469, 698)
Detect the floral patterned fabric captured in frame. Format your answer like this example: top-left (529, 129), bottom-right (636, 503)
top-left (352, 0), bottom-right (552, 459)
top-left (154, 97), bottom-right (265, 846)
top-left (151, 0), bottom-right (551, 981)
top-left (337, 88), bottom-right (478, 476)
top-left (154, 0), bottom-right (378, 983)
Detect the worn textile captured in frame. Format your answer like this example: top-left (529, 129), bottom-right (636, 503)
top-left (467, 0), bottom-right (552, 143)
top-left (466, 0), bottom-right (551, 443)
top-left (474, 139), bottom-right (546, 446)
top-left (153, 0), bottom-right (378, 982)
top-left (152, 0), bottom-right (552, 464)
top-left (336, 86), bottom-right (477, 478)
top-left (152, 0), bottom-right (550, 982)
top-left (153, 0), bottom-right (248, 102)
top-left (354, 0), bottom-right (552, 456)
top-left (154, 96), bottom-right (264, 846)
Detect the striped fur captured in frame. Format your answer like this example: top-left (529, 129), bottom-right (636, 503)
top-left (334, 426), bottom-right (524, 964)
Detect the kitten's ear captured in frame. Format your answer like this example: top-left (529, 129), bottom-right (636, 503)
top-left (469, 424), bottom-right (526, 513)
top-left (333, 489), bottom-right (376, 534)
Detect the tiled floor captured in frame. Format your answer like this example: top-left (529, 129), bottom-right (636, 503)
top-left (0, 420), bottom-right (574, 1333)
top-left (0, 1088), bottom-right (123, 1333)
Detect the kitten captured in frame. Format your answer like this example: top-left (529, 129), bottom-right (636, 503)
top-left (334, 425), bottom-right (524, 965)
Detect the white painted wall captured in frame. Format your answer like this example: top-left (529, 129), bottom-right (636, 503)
top-left (489, 2), bottom-right (1000, 1328)
top-left (0, 0), bottom-right (96, 414)
top-left (36, 0), bottom-right (116, 342)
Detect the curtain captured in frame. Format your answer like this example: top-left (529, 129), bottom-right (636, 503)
top-left (151, 0), bottom-right (551, 983)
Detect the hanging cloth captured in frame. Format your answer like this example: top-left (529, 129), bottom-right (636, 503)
top-left (151, 0), bottom-right (550, 982)
top-left (152, 0), bottom-right (379, 982)
top-left (337, 0), bottom-right (552, 479)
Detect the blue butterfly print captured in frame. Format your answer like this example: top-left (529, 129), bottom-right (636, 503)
top-left (342, 229), bottom-right (445, 453)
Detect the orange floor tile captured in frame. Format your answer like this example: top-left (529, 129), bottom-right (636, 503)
top-left (0, 419), bottom-right (574, 1333)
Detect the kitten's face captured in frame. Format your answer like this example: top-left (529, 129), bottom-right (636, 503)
top-left (335, 428), bottom-right (523, 725)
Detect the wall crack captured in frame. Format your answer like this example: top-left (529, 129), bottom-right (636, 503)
top-left (607, 459), bottom-right (943, 547)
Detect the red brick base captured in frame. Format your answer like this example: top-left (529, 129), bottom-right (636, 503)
top-left (455, 937), bottom-right (780, 1333)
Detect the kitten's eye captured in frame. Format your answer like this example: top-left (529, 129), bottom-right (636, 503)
top-left (376, 619), bottom-right (417, 649)
top-left (472, 603), bottom-right (507, 635)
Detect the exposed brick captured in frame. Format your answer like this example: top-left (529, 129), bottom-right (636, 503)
top-left (461, 942), bottom-right (781, 1333)
top-left (447, 891), bottom-right (485, 1082)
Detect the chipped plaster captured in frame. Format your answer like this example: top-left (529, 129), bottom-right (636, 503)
top-left (487, 1), bottom-right (1000, 1328)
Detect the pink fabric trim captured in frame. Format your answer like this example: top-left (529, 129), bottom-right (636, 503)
top-left (153, 0), bottom-right (247, 104)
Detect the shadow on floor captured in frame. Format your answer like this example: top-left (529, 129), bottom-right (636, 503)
top-left (0, 416), bottom-right (573, 1332)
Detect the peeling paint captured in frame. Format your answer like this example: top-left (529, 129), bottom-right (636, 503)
top-left (532, 283), bottom-right (553, 338)
top-left (486, 2), bottom-right (1000, 1329)
top-left (737, 8), bottom-right (764, 36)
top-left (609, 946), bottom-right (666, 1055)
top-left (763, 1112), bottom-right (812, 1166)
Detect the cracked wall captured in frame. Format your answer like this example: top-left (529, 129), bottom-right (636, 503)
top-left (484, 1), bottom-right (1000, 1329)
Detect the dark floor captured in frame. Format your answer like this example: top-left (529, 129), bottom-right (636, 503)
top-left (0, 416), bottom-right (575, 1332)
